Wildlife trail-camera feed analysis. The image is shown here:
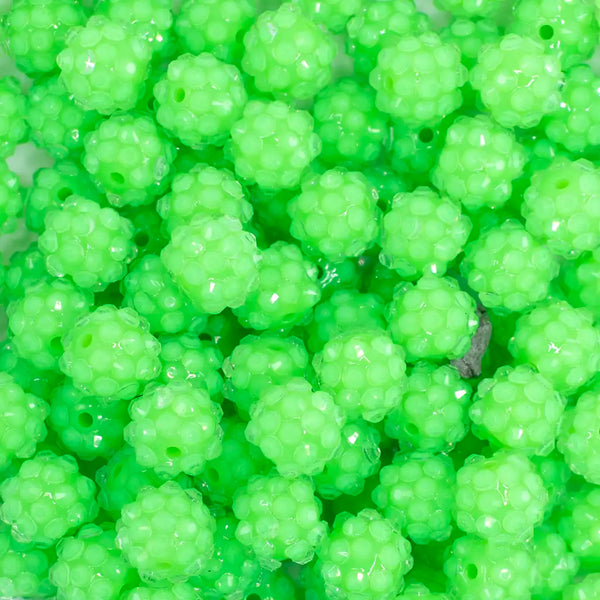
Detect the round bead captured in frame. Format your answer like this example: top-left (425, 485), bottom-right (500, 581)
top-left (563, 574), bottom-right (600, 600)
top-left (292, 0), bottom-right (361, 33)
top-left (532, 451), bottom-right (572, 518)
top-left (0, 160), bottom-right (23, 233)
top-left (0, 77), bottom-right (27, 158)
top-left (122, 583), bottom-right (200, 600)
top-left (439, 17), bottom-right (501, 68)
top-left (561, 248), bottom-right (600, 321)
top-left (396, 584), bottom-right (449, 600)
top-left (559, 485), bottom-right (600, 563)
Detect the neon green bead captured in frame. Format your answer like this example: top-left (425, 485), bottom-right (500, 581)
top-left (396, 583), bottom-right (449, 600)
top-left (560, 248), bottom-right (600, 320)
top-left (0, 159), bottom-right (23, 233)
top-left (439, 17), bottom-right (501, 68)
top-left (559, 484), bottom-right (600, 564)
top-left (292, 0), bottom-right (361, 32)
top-left (563, 574), bottom-right (600, 600)
top-left (0, 77), bottom-right (27, 158)
top-left (531, 451), bottom-right (572, 518)
top-left (122, 583), bottom-right (200, 600)
top-left (435, 0), bottom-right (504, 16)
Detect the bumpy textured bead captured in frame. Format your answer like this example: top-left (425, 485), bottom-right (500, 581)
top-left (229, 99), bottom-right (321, 190)
top-left (373, 452), bottom-right (455, 545)
top-left (7, 278), bottom-right (91, 370)
top-left (313, 78), bottom-right (388, 169)
top-left (175, 0), bottom-right (255, 61)
top-left (561, 248), bottom-right (600, 321)
top-left (396, 584), bottom-right (449, 600)
top-left (444, 535), bottom-right (535, 600)
top-left (0, 452), bottom-right (98, 547)
top-left (246, 377), bottom-right (345, 478)
top-left (317, 508), bottom-right (413, 600)
top-left (0, 373), bottom-right (49, 470)
top-left (532, 451), bottom-right (572, 518)
top-left (522, 157), bottom-right (600, 259)
top-left (315, 420), bottom-right (381, 500)
top-left (57, 16), bottom-right (152, 114)
top-left (292, 0), bottom-right (361, 32)
top-left (563, 574), bottom-right (600, 600)
top-left (157, 164), bottom-right (252, 234)
top-left (379, 187), bottom-right (471, 279)
top-left (439, 17), bottom-right (500, 68)
top-left (154, 53), bottom-right (247, 148)
top-left (509, 300), bottom-right (600, 395)
top-left (461, 220), bottom-right (559, 313)
top-left (313, 329), bottom-right (407, 423)
top-left (122, 584), bottom-right (200, 600)
top-left (455, 451), bottom-right (548, 542)
top-left (288, 170), bottom-right (381, 261)
top-left (0, 160), bottom-right (23, 233)
top-left (387, 275), bottom-right (479, 362)
top-left (370, 32), bottom-right (466, 128)
top-left (26, 76), bottom-right (100, 160)
top-left (435, 0), bottom-right (503, 16)
top-left (49, 524), bottom-right (133, 600)
top-left (559, 485), bottom-right (600, 562)
top-left (83, 113), bottom-right (175, 208)
top-left (470, 34), bottom-right (563, 129)
top-left (125, 381), bottom-right (222, 479)
top-left (161, 215), bottom-right (261, 314)
top-left (0, 77), bottom-right (28, 158)
top-left (116, 481), bottom-right (215, 583)
top-left (60, 305), bottom-right (161, 401)
top-left (48, 382), bottom-right (129, 461)
top-left (233, 473), bottom-right (327, 569)
top-left (38, 195), bottom-right (137, 290)
top-left (242, 3), bottom-right (335, 100)
top-left (432, 115), bottom-right (527, 212)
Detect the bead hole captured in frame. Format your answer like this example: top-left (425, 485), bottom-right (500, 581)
top-left (111, 172), bottom-right (125, 184)
top-left (134, 231), bottom-right (150, 247)
top-left (418, 127), bottom-right (434, 144)
top-left (198, 333), bottom-right (212, 342)
top-left (405, 422), bottom-right (418, 435)
top-left (81, 334), bottom-right (93, 348)
top-left (556, 179), bottom-right (569, 189)
top-left (247, 595), bottom-right (260, 600)
top-left (174, 88), bottom-right (186, 103)
top-left (467, 564), bottom-right (478, 579)
top-left (166, 446), bottom-right (181, 458)
top-left (49, 336), bottom-right (62, 355)
top-left (539, 24), bottom-right (554, 40)
top-left (57, 187), bottom-right (72, 201)
top-left (78, 412), bottom-right (93, 428)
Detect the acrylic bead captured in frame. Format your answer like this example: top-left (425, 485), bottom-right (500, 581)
top-left (0, 160), bottom-right (23, 233)
top-left (0, 77), bottom-right (27, 158)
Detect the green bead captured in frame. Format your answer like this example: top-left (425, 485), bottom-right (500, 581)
top-left (315, 257), bottom-right (363, 300)
top-left (296, 0), bottom-right (362, 32)
top-left (434, 0), bottom-right (503, 17)
top-left (157, 163), bottom-right (252, 235)
top-left (116, 480), bottom-right (215, 583)
top-left (510, 0), bottom-right (598, 69)
top-left (0, 77), bottom-right (27, 158)
top-left (229, 99), bottom-right (321, 191)
top-left (313, 329), bottom-right (407, 423)
top-left (396, 583), bottom-right (449, 600)
top-left (455, 451), bottom-right (548, 542)
top-left (288, 169), bottom-right (381, 261)
top-left (7, 278), bottom-right (92, 370)
top-left (122, 255), bottom-right (205, 335)
top-left (317, 508), bottom-right (413, 600)
top-left (0, 159), bottom-right (23, 233)
top-left (194, 417), bottom-right (270, 506)
top-left (346, 0), bottom-right (431, 76)
top-left (364, 164), bottom-right (409, 211)
top-left (57, 15), bottom-right (152, 114)
top-left (563, 574), bottom-right (600, 600)
top-left (432, 115), bottom-right (527, 212)
top-left (125, 381), bottom-right (223, 479)
top-left (0, 451), bottom-right (98, 547)
top-left (315, 420), bottom-right (381, 500)
top-left (122, 583), bottom-right (201, 600)
top-left (0, 373), bottom-right (49, 470)
top-left (120, 202), bottom-right (169, 258)
top-left (234, 241), bottom-right (321, 331)
top-left (509, 300), bottom-right (600, 395)
top-left (161, 215), bottom-right (261, 314)
top-left (154, 53), bottom-right (247, 148)
top-left (531, 451), bottom-right (572, 518)
top-left (241, 2), bottom-right (336, 100)
top-left (559, 484), bottom-right (600, 564)
top-left (246, 377), bottom-right (345, 478)
top-left (82, 113), bottom-right (176, 208)
top-left (174, 0), bottom-right (255, 62)
top-left (50, 524), bottom-right (134, 600)
top-left (313, 78), bottom-right (389, 169)
top-left (48, 382), bottom-right (129, 461)
top-left (379, 187), bottom-right (471, 279)
top-left (385, 362), bottom-right (471, 453)
top-left (387, 275), bottom-right (479, 362)
top-left (561, 248), bottom-right (600, 320)
top-left (233, 473), bottom-right (327, 569)
top-left (444, 535), bottom-right (535, 600)
top-left (60, 305), bottom-right (161, 401)
top-left (370, 32), bottom-right (466, 128)
top-left (470, 34), bottom-right (562, 129)
top-left (439, 17), bottom-right (501, 68)
top-left (522, 156), bottom-right (600, 259)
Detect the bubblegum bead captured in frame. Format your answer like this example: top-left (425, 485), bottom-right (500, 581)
top-left (60, 305), bottom-right (161, 401)
top-left (154, 53), bottom-right (247, 148)
top-left (0, 160), bottom-right (23, 232)
top-left (122, 584), bottom-right (200, 600)
top-left (454, 451), bottom-right (548, 542)
top-left (317, 508), bottom-right (413, 600)
top-left (314, 420), bottom-right (381, 500)
top-left (370, 32), bottom-right (466, 128)
top-left (439, 18), bottom-right (501, 68)
top-left (0, 373), bottom-right (49, 470)
top-left (522, 156), bottom-right (600, 258)
top-left (470, 34), bottom-right (563, 129)
top-left (387, 275), bottom-right (479, 362)
top-left (125, 381), bottom-right (223, 479)
top-left (432, 115), bottom-right (527, 212)
top-left (242, 3), bottom-right (336, 100)
top-left (161, 215), bottom-right (261, 314)
top-left (246, 377), bottom-right (345, 478)
top-left (559, 485), bottom-right (600, 563)
top-left (116, 481), bottom-right (215, 583)
top-left (0, 452), bottom-right (98, 547)
top-left (288, 169), bottom-right (381, 261)
top-left (49, 524), bottom-right (134, 600)
top-left (379, 187), bottom-right (471, 279)
top-left (564, 574), bottom-right (600, 600)
top-left (509, 300), bottom-right (600, 395)
top-left (233, 473), bottom-right (327, 569)
top-left (82, 113), bottom-right (176, 208)
top-left (313, 329), bottom-right (407, 423)
top-left (561, 248), bottom-right (600, 320)
top-left (229, 99), bottom-right (321, 190)
top-left (0, 77), bottom-right (27, 158)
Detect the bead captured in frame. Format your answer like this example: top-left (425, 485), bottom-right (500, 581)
top-left (435, 0), bottom-right (504, 16)
top-left (0, 159), bottom-right (23, 233)
top-left (563, 574), bottom-right (600, 600)
top-left (439, 17), bottom-right (501, 68)
top-left (560, 248), bottom-right (600, 321)
top-left (122, 584), bottom-right (201, 600)
top-left (120, 202), bottom-right (169, 259)
top-left (0, 77), bottom-right (27, 158)
top-left (559, 484), bottom-right (600, 563)
top-left (396, 583), bottom-right (449, 600)
top-left (292, 0), bottom-right (362, 33)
